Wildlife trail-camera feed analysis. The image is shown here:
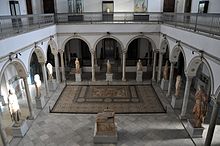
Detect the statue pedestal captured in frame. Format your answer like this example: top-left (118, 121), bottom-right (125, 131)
top-left (106, 73), bottom-right (113, 82)
top-left (171, 95), bottom-right (182, 109)
top-left (75, 73), bottom-right (82, 82)
top-left (48, 79), bottom-right (57, 91)
top-left (186, 119), bottom-right (204, 138)
top-left (160, 78), bottom-right (169, 90)
top-left (35, 96), bottom-right (45, 109)
top-left (136, 71), bottom-right (143, 82)
top-left (12, 120), bottom-right (28, 137)
top-left (93, 123), bottom-right (118, 144)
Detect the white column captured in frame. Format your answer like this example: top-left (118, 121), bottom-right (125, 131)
top-left (41, 63), bottom-right (49, 97)
top-left (205, 101), bottom-right (219, 146)
top-left (166, 62), bottom-right (175, 97)
top-left (91, 53), bottom-right (95, 81)
top-left (54, 53), bottom-right (60, 83)
top-left (23, 77), bottom-right (35, 120)
top-left (157, 52), bottom-right (163, 83)
top-left (180, 76), bottom-right (193, 119)
top-left (122, 52), bottom-right (126, 81)
top-left (0, 116), bottom-right (9, 146)
top-left (60, 51), bottom-right (66, 82)
top-left (152, 51), bottom-right (157, 81)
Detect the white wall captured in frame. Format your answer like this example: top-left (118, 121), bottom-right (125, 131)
top-left (191, 0), bottom-right (220, 13)
top-left (56, 0), bottom-right (163, 13)
top-left (0, 0), bottom-right (27, 16)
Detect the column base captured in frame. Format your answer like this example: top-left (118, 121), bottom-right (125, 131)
top-left (179, 114), bottom-right (187, 120)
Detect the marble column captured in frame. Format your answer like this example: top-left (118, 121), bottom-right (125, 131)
top-left (180, 76), bottom-right (193, 119)
top-left (152, 51), bottom-right (157, 81)
top-left (205, 101), bottom-right (220, 146)
top-left (157, 52), bottom-right (163, 83)
top-left (54, 54), bottom-right (60, 83)
top-left (166, 62), bottom-right (175, 97)
top-left (60, 51), bottom-right (66, 82)
top-left (122, 52), bottom-right (126, 81)
top-left (91, 52), bottom-right (96, 81)
top-left (41, 63), bottom-right (49, 97)
top-left (23, 77), bottom-right (35, 120)
top-left (0, 116), bottom-right (9, 146)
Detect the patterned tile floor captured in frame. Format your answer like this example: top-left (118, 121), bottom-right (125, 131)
top-left (9, 81), bottom-right (220, 146)
top-left (51, 85), bottom-right (165, 114)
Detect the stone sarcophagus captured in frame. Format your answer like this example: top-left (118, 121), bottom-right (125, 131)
top-left (94, 108), bottom-right (117, 143)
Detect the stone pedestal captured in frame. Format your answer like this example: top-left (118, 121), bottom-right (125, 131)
top-left (171, 95), bottom-right (182, 109)
top-left (93, 123), bottom-right (118, 144)
top-left (186, 119), bottom-right (204, 138)
top-left (35, 96), bottom-right (45, 109)
top-left (136, 71), bottom-right (143, 82)
top-left (75, 73), bottom-right (82, 82)
top-left (48, 79), bottom-right (57, 91)
top-left (106, 73), bottom-right (113, 82)
top-left (160, 78), bottom-right (169, 90)
top-left (12, 120), bottom-right (28, 137)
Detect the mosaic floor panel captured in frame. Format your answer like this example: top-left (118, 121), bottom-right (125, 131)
top-left (51, 85), bottom-right (165, 113)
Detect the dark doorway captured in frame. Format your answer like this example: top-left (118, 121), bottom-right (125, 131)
top-left (184, 0), bottom-right (192, 13)
top-left (163, 0), bottom-right (175, 12)
top-left (43, 0), bottom-right (55, 13)
top-left (26, 0), bottom-right (33, 14)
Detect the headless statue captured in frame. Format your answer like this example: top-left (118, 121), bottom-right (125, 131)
top-left (106, 60), bottom-right (112, 74)
top-left (34, 74), bottom-right (42, 98)
top-left (163, 60), bottom-right (169, 80)
top-left (75, 58), bottom-right (80, 73)
top-left (136, 59), bottom-right (143, 71)
top-left (46, 63), bottom-right (53, 80)
top-left (192, 86), bottom-right (209, 128)
top-left (175, 75), bottom-right (182, 97)
top-left (8, 88), bottom-right (21, 124)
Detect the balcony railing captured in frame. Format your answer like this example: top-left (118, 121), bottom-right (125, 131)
top-left (0, 12), bottom-right (220, 40)
top-left (162, 13), bottom-right (220, 36)
top-left (0, 14), bottom-right (54, 39)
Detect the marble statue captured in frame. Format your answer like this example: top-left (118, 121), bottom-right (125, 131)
top-left (175, 75), bottom-right (182, 97)
top-left (96, 108), bottom-right (116, 135)
top-left (8, 88), bottom-right (21, 124)
top-left (75, 58), bottom-right (80, 73)
top-left (34, 74), bottom-right (41, 98)
top-left (46, 63), bottom-right (53, 80)
top-left (192, 86), bottom-right (209, 128)
top-left (163, 61), bottom-right (169, 80)
top-left (136, 59), bottom-right (143, 71)
top-left (106, 60), bottom-right (112, 74)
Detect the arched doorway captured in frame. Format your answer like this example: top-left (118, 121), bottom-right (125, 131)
top-left (30, 52), bottom-right (43, 84)
top-left (126, 38), bottom-right (154, 80)
top-left (0, 60), bottom-right (29, 143)
top-left (95, 38), bottom-right (122, 80)
top-left (64, 38), bottom-right (91, 80)
top-left (46, 45), bottom-right (56, 79)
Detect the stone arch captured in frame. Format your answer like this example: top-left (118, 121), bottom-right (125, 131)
top-left (61, 35), bottom-right (92, 53)
top-left (186, 56), bottom-right (214, 95)
top-left (48, 39), bottom-right (58, 55)
top-left (0, 58), bottom-right (28, 84)
top-left (214, 85), bottom-right (220, 102)
top-left (160, 39), bottom-right (170, 54)
top-left (125, 35), bottom-right (157, 52)
top-left (28, 46), bottom-right (46, 73)
top-left (94, 35), bottom-right (124, 53)
top-left (170, 45), bottom-right (186, 70)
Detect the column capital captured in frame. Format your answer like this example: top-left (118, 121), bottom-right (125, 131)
top-left (58, 49), bottom-right (64, 54)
